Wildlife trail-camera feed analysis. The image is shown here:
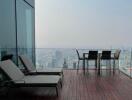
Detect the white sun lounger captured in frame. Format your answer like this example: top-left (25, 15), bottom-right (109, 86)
top-left (0, 60), bottom-right (62, 96)
top-left (19, 55), bottom-right (63, 76)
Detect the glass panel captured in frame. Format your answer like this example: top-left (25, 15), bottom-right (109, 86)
top-left (120, 48), bottom-right (131, 77)
top-left (36, 48), bottom-right (117, 69)
top-left (0, 0), bottom-right (17, 82)
top-left (0, 0), bottom-right (17, 62)
top-left (16, 0), bottom-right (35, 67)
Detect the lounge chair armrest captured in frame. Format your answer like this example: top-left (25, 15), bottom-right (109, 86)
top-left (6, 79), bottom-right (25, 83)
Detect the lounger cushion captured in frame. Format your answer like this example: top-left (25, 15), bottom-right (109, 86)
top-left (23, 75), bottom-right (60, 84)
top-left (15, 75), bottom-right (60, 85)
top-left (19, 55), bottom-right (36, 71)
top-left (0, 60), bottom-right (24, 81)
top-left (0, 60), bottom-right (61, 85)
top-left (36, 68), bottom-right (62, 73)
top-left (19, 55), bottom-right (63, 74)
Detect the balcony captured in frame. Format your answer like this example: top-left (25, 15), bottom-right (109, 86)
top-left (1, 0), bottom-right (132, 99)
top-left (1, 48), bottom-right (132, 100)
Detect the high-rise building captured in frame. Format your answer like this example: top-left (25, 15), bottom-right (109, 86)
top-left (63, 58), bottom-right (68, 68)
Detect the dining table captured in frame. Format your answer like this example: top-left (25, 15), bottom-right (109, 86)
top-left (83, 53), bottom-right (101, 75)
top-left (82, 51), bottom-right (115, 75)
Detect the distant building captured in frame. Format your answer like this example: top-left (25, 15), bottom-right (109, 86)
top-left (63, 58), bottom-right (68, 68)
top-left (73, 62), bottom-right (76, 69)
top-left (54, 50), bottom-right (63, 67)
top-left (51, 58), bottom-right (56, 68)
top-left (55, 50), bottom-right (62, 61)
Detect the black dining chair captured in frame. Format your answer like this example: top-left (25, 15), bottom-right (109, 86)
top-left (76, 49), bottom-right (86, 73)
top-left (87, 51), bottom-right (98, 70)
top-left (100, 51), bottom-right (112, 70)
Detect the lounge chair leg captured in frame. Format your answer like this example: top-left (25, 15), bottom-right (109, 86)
top-left (60, 80), bottom-right (63, 88)
top-left (55, 86), bottom-right (59, 96)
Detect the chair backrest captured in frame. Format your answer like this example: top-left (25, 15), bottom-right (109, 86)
top-left (76, 49), bottom-right (80, 59)
top-left (88, 51), bottom-right (98, 59)
top-left (101, 51), bottom-right (111, 59)
top-left (114, 50), bottom-right (121, 59)
top-left (19, 55), bottom-right (36, 72)
top-left (0, 60), bottom-right (24, 81)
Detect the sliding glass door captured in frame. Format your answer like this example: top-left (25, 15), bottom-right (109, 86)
top-left (16, 0), bottom-right (35, 65)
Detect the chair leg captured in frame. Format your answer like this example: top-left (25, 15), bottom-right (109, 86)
top-left (95, 60), bottom-right (97, 70)
top-left (77, 60), bottom-right (79, 73)
top-left (110, 60), bottom-right (111, 69)
top-left (100, 60), bottom-right (102, 74)
top-left (55, 86), bottom-right (59, 96)
top-left (118, 60), bottom-right (120, 74)
top-left (105, 60), bottom-right (107, 68)
top-left (113, 59), bottom-right (115, 74)
top-left (87, 60), bottom-right (89, 71)
top-left (109, 60), bottom-right (112, 74)
top-left (109, 60), bottom-right (111, 70)
top-left (98, 59), bottom-right (101, 75)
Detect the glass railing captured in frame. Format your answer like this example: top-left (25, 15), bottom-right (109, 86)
top-left (35, 48), bottom-right (132, 77)
top-left (0, 48), bottom-right (132, 78)
top-left (35, 48), bottom-right (78, 69)
top-left (119, 48), bottom-right (132, 77)
top-left (36, 48), bottom-right (116, 68)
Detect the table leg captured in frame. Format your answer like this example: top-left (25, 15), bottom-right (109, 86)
top-left (95, 60), bottom-right (97, 69)
top-left (83, 59), bottom-right (85, 74)
top-left (83, 53), bottom-right (85, 75)
top-left (113, 59), bottom-right (115, 74)
top-left (98, 55), bottom-right (100, 75)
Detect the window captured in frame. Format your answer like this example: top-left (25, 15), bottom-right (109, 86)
top-left (16, 0), bottom-right (35, 65)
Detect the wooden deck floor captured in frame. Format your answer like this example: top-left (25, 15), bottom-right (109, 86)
top-left (1, 70), bottom-right (132, 100)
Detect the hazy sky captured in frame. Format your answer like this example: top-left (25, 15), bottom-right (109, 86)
top-left (35, 0), bottom-right (132, 49)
